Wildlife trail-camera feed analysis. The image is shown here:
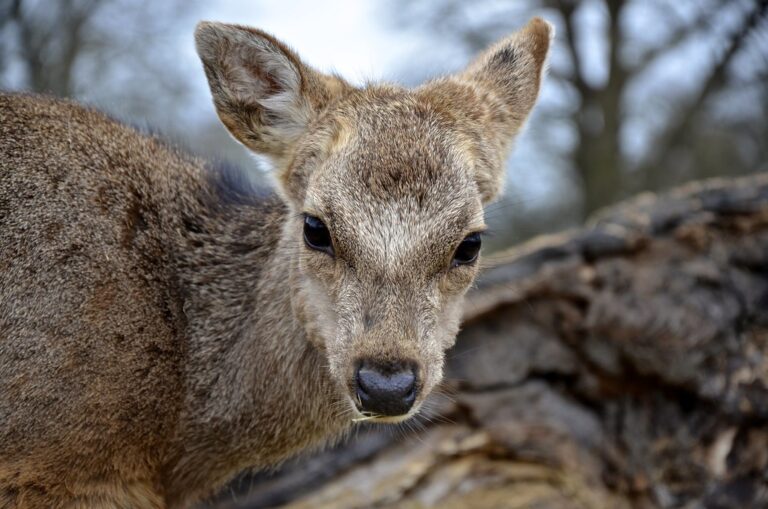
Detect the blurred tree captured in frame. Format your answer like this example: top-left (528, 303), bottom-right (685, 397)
top-left (0, 0), bottom-right (200, 130)
top-left (3, 0), bottom-right (95, 97)
top-left (389, 0), bottom-right (768, 217)
top-left (1, 0), bottom-right (765, 246)
top-left (0, 0), bottom-right (263, 180)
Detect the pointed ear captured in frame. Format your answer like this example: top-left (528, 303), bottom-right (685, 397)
top-left (462, 17), bottom-right (553, 124)
top-left (423, 17), bottom-right (554, 203)
top-left (195, 22), bottom-right (352, 163)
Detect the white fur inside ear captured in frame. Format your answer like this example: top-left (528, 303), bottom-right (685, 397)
top-left (230, 38), bottom-right (312, 143)
top-left (196, 22), bottom-right (318, 152)
top-left (233, 41), bottom-right (297, 95)
top-left (257, 72), bottom-right (313, 145)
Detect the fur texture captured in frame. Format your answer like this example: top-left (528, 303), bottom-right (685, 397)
top-left (0, 18), bottom-right (552, 508)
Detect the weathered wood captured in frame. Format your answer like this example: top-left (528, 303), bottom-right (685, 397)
top-left (210, 173), bottom-right (768, 509)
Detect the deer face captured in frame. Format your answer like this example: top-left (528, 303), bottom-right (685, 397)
top-left (195, 18), bottom-right (553, 421)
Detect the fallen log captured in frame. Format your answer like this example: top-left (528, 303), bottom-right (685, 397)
top-left (210, 173), bottom-right (768, 509)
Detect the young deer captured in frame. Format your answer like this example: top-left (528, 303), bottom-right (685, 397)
top-left (0, 18), bottom-right (552, 508)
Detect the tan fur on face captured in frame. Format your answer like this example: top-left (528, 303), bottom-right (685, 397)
top-left (203, 19), bottom-right (555, 417)
top-left (0, 18), bottom-right (551, 508)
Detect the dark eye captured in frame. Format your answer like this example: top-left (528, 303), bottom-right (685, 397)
top-left (303, 215), bottom-right (333, 255)
top-left (452, 232), bottom-right (482, 266)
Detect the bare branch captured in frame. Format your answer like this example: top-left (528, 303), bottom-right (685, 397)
top-left (639, 0), bottom-right (768, 184)
top-left (630, 2), bottom-right (722, 75)
top-left (553, 0), bottom-right (593, 100)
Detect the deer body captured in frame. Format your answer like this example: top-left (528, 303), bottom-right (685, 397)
top-left (0, 94), bottom-right (341, 507)
top-left (0, 19), bottom-right (552, 508)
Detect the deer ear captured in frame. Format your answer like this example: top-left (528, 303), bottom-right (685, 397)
top-left (425, 17), bottom-right (554, 203)
top-left (195, 22), bottom-right (352, 163)
top-left (462, 17), bottom-right (553, 115)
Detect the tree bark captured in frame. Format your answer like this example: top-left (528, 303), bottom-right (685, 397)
top-left (211, 173), bottom-right (768, 509)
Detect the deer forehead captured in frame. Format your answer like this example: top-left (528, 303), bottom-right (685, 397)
top-left (304, 188), bottom-right (483, 276)
top-left (302, 111), bottom-right (485, 270)
top-left (305, 100), bottom-right (483, 212)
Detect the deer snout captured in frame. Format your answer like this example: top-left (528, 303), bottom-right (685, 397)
top-left (354, 360), bottom-right (418, 417)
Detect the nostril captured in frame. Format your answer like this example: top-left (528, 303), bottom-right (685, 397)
top-left (354, 360), bottom-right (418, 416)
top-left (357, 367), bottom-right (414, 397)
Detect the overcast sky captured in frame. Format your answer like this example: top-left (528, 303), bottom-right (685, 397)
top-left (181, 1), bottom-right (432, 105)
top-left (206, 1), bottom-right (423, 80)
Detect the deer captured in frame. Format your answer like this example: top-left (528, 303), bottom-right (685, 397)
top-left (0, 17), bottom-right (553, 508)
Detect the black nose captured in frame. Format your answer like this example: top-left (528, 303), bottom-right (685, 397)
top-left (355, 360), bottom-right (418, 416)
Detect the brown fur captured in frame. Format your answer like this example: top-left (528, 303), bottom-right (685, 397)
top-left (0, 18), bottom-right (552, 508)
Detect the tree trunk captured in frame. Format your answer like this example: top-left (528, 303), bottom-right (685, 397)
top-left (577, 0), bottom-right (626, 216)
top-left (211, 173), bottom-right (768, 509)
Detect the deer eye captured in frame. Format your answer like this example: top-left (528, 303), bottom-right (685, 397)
top-left (452, 232), bottom-right (482, 266)
top-left (303, 215), bottom-right (334, 255)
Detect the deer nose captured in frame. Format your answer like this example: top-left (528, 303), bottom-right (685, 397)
top-left (355, 360), bottom-right (417, 417)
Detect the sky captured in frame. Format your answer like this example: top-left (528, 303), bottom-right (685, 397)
top-left (188, 1), bottom-right (429, 99)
